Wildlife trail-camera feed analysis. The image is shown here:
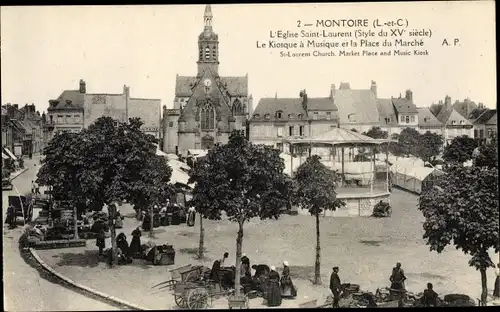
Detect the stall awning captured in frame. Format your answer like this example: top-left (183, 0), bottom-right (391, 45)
top-left (3, 148), bottom-right (17, 160)
top-left (2, 153), bottom-right (9, 160)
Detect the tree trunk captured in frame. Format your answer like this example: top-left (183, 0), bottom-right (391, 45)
top-left (198, 214), bottom-right (204, 260)
top-left (73, 205), bottom-right (78, 239)
top-left (109, 204), bottom-right (117, 266)
top-left (234, 221), bottom-right (244, 296)
top-left (149, 206), bottom-right (154, 238)
top-left (314, 212), bottom-right (322, 285)
top-left (480, 267), bottom-right (488, 306)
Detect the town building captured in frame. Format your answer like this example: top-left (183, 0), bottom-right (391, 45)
top-left (432, 96), bottom-right (475, 144)
top-left (2, 104), bottom-right (31, 156)
top-left (84, 83), bottom-right (161, 139)
top-left (163, 5), bottom-right (251, 155)
top-left (416, 107), bottom-right (444, 136)
top-left (18, 104), bottom-right (45, 154)
top-left (47, 81), bottom-right (85, 136)
top-left (376, 89), bottom-right (419, 136)
top-left (467, 104), bottom-right (497, 144)
top-left (249, 89), bottom-right (338, 151)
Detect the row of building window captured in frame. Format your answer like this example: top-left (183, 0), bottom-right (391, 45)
top-left (255, 113), bottom-right (304, 120)
top-left (52, 114), bottom-right (81, 124)
top-left (474, 128), bottom-right (495, 139)
top-left (400, 115), bottom-right (416, 123)
top-left (277, 125), bottom-right (305, 137)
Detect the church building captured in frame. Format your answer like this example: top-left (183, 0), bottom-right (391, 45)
top-left (162, 5), bottom-right (252, 155)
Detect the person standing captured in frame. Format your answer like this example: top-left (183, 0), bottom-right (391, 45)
top-left (220, 252), bottom-right (229, 267)
top-left (390, 262), bottom-right (407, 291)
top-left (96, 228), bottom-right (106, 256)
top-left (330, 266), bottom-right (342, 308)
top-left (187, 206), bottom-right (196, 227)
top-left (494, 262), bottom-right (500, 298)
top-left (130, 227), bottom-right (142, 258)
top-left (267, 266), bottom-right (282, 307)
top-left (6, 205), bottom-right (16, 229)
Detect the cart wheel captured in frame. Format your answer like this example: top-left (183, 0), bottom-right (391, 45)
top-left (187, 287), bottom-right (209, 309)
top-left (185, 270), bottom-right (200, 282)
top-left (174, 294), bottom-right (188, 308)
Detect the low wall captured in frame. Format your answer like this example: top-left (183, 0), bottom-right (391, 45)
top-left (297, 192), bottom-right (390, 217)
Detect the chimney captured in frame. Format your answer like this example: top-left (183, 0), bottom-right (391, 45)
top-left (13, 104), bottom-right (18, 109)
top-left (300, 89), bottom-right (308, 112)
top-left (444, 95), bottom-right (451, 108)
top-left (370, 81), bottom-right (377, 97)
top-left (405, 89), bottom-right (413, 103)
top-left (478, 102), bottom-right (484, 108)
top-left (123, 85), bottom-right (130, 97)
top-left (330, 84), bottom-right (336, 100)
top-left (79, 79), bottom-right (86, 93)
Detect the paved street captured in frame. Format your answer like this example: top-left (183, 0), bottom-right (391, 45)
top-left (2, 156), bottom-right (119, 311)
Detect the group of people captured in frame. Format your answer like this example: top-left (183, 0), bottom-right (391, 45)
top-left (209, 253), bottom-right (297, 307)
top-left (140, 200), bottom-right (195, 230)
top-left (95, 226), bottom-right (143, 265)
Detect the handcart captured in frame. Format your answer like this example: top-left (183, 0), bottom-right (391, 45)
top-left (151, 264), bottom-right (208, 292)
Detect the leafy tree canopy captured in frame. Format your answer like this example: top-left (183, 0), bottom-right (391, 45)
top-left (398, 127), bottom-right (421, 156)
top-left (418, 164), bottom-right (499, 268)
top-left (474, 133), bottom-right (498, 169)
top-left (417, 131), bottom-right (444, 163)
top-left (364, 126), bottom-right (388, 139)
top-left (293, 155), bottom-right (345, 215)
top-left (37, 117), bottom-right (173, 211)
top-left (443, 135), bottom-right (477, 164)
top-left (188, 130), bottom-right (291, 224)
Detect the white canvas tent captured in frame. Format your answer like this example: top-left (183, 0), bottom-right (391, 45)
top-left (390, 163), bottom-right (444, 194)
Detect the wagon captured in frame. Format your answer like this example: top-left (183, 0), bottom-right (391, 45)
top-left (152, 264), bottom-right (210, 291)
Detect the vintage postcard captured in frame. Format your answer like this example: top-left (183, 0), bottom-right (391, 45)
top-left (1, 2), bottom-right (498, 311)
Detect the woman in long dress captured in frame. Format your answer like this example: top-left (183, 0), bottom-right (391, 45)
top-left (130, 227), bottom-right (142, 258)
top-left (266, 266), bottom-right (282, 307)
top-left (494, 263), bottom-right (500, 298)
top-left (96, 228), bottom-right (106, 256)
top-left (280, 261), bottom-right (297, 297)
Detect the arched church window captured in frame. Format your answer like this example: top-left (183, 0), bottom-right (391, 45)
top-left (200, 106), bottom-right (215, 130)
top-left (232, 99), bottom-right (243, 115)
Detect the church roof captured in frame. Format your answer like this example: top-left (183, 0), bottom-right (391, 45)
top-left (334, 86), bottom-right (379, 124)
top-left (175, 75), bottom-right (248, 97)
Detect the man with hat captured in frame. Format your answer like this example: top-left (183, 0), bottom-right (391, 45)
top-left (330, 266), bottom-right (342, 308)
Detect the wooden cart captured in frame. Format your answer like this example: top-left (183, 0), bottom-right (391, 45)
top-left (151, 264), bottom-right (207, 292)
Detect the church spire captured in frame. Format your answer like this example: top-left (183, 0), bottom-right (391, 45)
top-left (204, 4), bottom-right (213, 28)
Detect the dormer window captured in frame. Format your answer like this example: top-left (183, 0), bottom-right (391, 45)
top-left (253, 114), bottom-right (260, 120)
top-left (276, 111), bottom-right (283, 119)
top-left (264, 114), bottom-right (271, 120)
top-left (298, 114), bottom-right (303, 119)
top-left (451, 120), bottom-right (456, 125)
top-left (459, 120), bottom-right (465, 125)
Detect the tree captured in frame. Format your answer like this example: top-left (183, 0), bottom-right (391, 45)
top-left (364, 127), bottom-right (389, 154)
top-left (292, 155), bottom-right (345, 285)
top-left (188, 131), bottom-right (291, 296)
top-left (188, 187), bottom-right (210, 260)
top-left (37, 117), bottom-right (173, 264)
top-left (398, 127), bottom-right (421, 157)
top-left (473, 133), bottom-right (498, 169)
top-left (417, 131), bottom-right (444, 163)
top-left (418, 164), bottom-right (499, 305)
top-left (443, 135), bottom-right (477, 164)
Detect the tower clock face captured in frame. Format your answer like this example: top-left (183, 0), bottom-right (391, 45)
top-left (204, 79), bottom-right (212, 87)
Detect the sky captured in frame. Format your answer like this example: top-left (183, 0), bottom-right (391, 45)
top-left (1, 2), bottom-right (496, 114)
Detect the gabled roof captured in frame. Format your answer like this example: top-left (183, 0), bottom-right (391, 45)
top-left (485, 112), bottom-right (497, 125)
top-left (334, 87), bottom-right (379, 124)
top-left (467, 107), bottom-right (488, 120)
top-left (417, 107), bottom-right (443, 127)
top-left (471, 109), bottom-right (497, 124)
top-left (252, 98), bottom-right (306, 121)
top-left (306, 98), bottom-right (337, 111)
top-left (438, 106), bottom-right (473, 126)
top-left (175, 75), bottom-right (248, 97)
top-left (377, 98), bottom-right (398, 126)
top-left (429, 103), bottom-right (443, 117)
top-left (453, 100), bottom-right (478, 119)
top-left (48, 90), bottom-right (84, 111)
top-left (392, 98), bottom-right (418, 114)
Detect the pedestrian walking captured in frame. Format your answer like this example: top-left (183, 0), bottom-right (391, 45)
top-left (494, 263), bottom-right (500, 298)
top-left (330, 266), bottom-right (342, 308)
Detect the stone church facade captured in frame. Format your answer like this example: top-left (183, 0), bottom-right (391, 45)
top-left (162, 5), bottom-right (252, 155)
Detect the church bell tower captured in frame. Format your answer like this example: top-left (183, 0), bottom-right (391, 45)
top-left (197, 5), bottom-right (219, 75)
